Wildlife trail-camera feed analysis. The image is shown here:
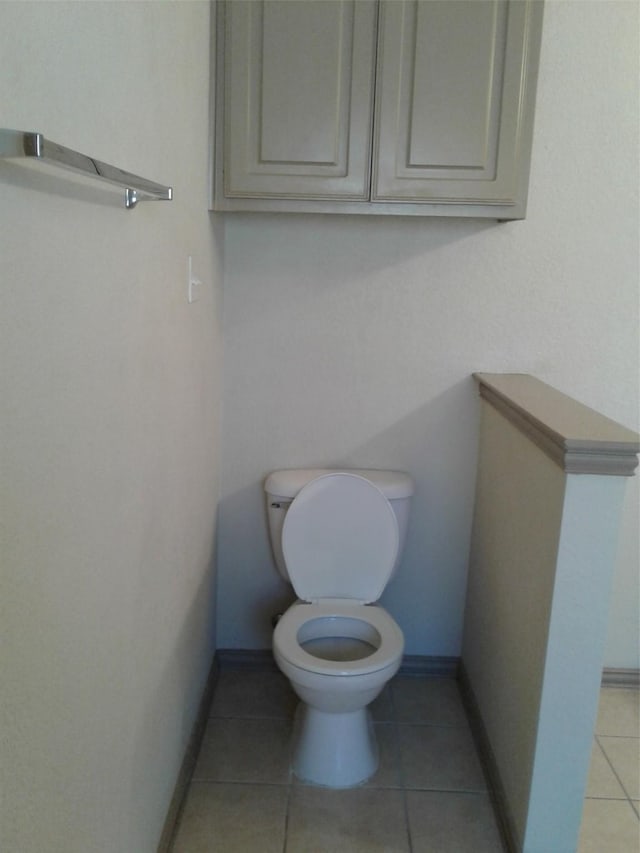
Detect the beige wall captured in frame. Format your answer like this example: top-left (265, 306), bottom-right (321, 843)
top-left (1, 3), bottom-right (223, 851)
top-left (463, 402), bottom-right (567, 845)
top-left (216, 0), bottom-right (639, 665)
top-left (463, 399), bottom-right (631, 851)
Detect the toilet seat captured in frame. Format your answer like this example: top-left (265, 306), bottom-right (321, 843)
top-left (274, 601), bottom-right (404, 677)
top-left (282, 473), bottom-right (399, 604)
top-left (276, 474), bottom-right (403, 678)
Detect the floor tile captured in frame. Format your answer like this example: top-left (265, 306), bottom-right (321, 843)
top-left (578, 798), bottom-right (640, 853)
top-left (193, 717), bottom-right (292, 784)
top-left (363, 723), bottom-right (402, 788)
top-left (172, 782), bottom-right (288, 853)
top-left (585, 739), bottom-right (628, 799)
top-left (596, 688), bottom-right (640, 738)
top-left (176, 673), bottom-right (640, 852)
top-left (392, 677), bottom-right (469, 727)
top-left (370, 683), bottom-right (394, 721)
top-left (598, 736), bottom-right (640, 800)
top-left (406, 790), bottom-right (504, 853)
top-left (398, 724), bottom-right (487, 792)
top-left (286, 786), bottom-right (410, 852)
top-left (209, 670), bottom-right (297, 719)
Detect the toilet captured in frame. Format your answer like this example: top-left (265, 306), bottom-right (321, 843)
top-left (265, 468), bottom-right (413, 788)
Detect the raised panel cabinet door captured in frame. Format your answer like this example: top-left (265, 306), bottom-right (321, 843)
top-left (222, 0), bottom-right (377, 200)
top-left (372, 0), bottom-right (541, 208)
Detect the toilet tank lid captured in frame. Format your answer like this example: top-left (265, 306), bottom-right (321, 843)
top-left (264, 468), bottom-right (413, 500)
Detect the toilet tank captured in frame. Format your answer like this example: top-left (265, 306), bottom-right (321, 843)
top-left (264, 468), bottom-right (414, 583)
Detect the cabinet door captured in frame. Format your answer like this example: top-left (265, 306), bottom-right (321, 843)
top-left (221, 0), bottom-right (377, 201)
top-left (372, 0), bottom-right (539, 207)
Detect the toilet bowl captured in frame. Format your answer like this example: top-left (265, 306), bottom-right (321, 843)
top-left (267, 470), bottom-right (413, 788)
top-left (274, 600), bottom-right (404, 787)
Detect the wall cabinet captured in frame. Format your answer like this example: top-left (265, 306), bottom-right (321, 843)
top-left (211, 0), bottom-right (543, 219)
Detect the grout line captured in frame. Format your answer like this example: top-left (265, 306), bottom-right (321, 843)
top-left (189, 778), bottom-right (291, 788)
top-left (282, 773), bottom-right (292, 853)
top-left (583, 795), bottom-right (640, 823)
top-left (208, 713), bottom-right (294, 720)
top-left (401, 786), bottom-right (494, 795)
top-left (595, 735), bottom-right (639, 810)
top-left (583, 794), bottom-right (637, 802)
top-left (389, 682), bottom-right (414, 852)
top-left (398, 753), bottom-right (414, 851)
top-left (594, 733), bottom-right (640, 739)
top-left (393, 720), bottom-right (473, 729)
top-left (403, 791), bottom-right (414, 853)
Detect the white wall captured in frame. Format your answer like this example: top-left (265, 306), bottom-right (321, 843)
top-left (1, 3), bottom-right (223, 851)
top-left (217, 0), bottom-right (639, 666)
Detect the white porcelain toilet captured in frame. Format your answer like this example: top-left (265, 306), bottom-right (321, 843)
top-left (265, 468), bottom-right (413, 788)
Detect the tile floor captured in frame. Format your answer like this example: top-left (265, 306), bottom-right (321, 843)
top-left (579, 686), bottom-right (639, 853)
top-left (171, 671), bottom-right (639, 852)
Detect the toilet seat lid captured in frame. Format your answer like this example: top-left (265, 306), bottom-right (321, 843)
top-left (282, 473), bottom-right (399, 604)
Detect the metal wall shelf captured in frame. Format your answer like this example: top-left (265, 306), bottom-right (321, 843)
top-left (0, 129), bottom-right (173, 209)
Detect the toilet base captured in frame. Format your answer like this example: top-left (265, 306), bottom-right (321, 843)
top-left (292, 703), bottom-right (378, 788)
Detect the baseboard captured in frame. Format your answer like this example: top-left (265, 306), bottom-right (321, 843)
top-left (156, 655), bottom-right (220, 853)
top-left (601, 667), bottom-right (640, 688)
top-left (216, 648), bottom-right (280, 671)
top-left (216, 649), bottom-right (638, 687)
top-left (458, 662), bottom-right (516, 853)
top-left (399, 654), bottom-right (460, 678)
top-left (216, 648), bottom-right (460, 678)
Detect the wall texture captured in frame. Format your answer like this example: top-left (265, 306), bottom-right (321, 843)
top-left (217, 0), bottom-right (639, 665)
top-left (1, 3), bottom-right (223, 851)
